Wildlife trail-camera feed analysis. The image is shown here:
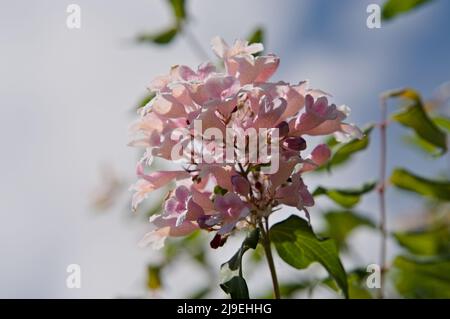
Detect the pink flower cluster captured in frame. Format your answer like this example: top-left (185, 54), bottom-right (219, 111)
top-left (129, 37), bottom-right (362, 249)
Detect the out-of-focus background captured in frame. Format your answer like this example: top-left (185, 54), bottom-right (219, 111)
top-left (0, 0), bottom-right (449, 298)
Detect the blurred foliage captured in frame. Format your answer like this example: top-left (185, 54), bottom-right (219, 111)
top-left (391, 255), bottom-right (450, 298)
top-left (324, 268), bottom-right (374, 299)
top-left (136, 0), bottom-right (187, 45)
top-left (394, 224), bottom-right (450, 256)
top-left (322, 211), bottom-right (376, 250)
top-left (318, 125), bottom-right (374, 172)
top-left (382, 0), bottom-right (435, 21)
top-left (147, 266), bottom-right (162, 290)
top-left (137, 27), bottom-right (178, 45)
top-left (384, 88), bottom-right (447, 155)
top-left (390, 168), bottom-right (450, 201)
top-left (247, 28), bottom-right (264, 45)
top-left (271, 215), bottom-right (349, 298)
top-left (312, 182), bottom-right (377, 209)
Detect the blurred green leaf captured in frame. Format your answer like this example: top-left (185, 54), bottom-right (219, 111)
top-left (391, 255), bottom-right (450, 299)
top-left (213, 185), bottom-right (228, 196)
top-left (394, 225), bottom-right (450, 256)
top-left (323, 211), bottom-right (375, 249)
top-left (220, 229), bottom-right (259, 299)
top-left (324, 268), bottom-right (373, 299)
top-left (189, 286), bottom-right (211, 299)
top-left (382, 0), bottom-right (434, 21)
top-left (137, 27), bottom-right (178, 45)
top-left (402, 134), bottom-right (441, 155)
top-left (247, 28), bottom-right (264, 45)
top-left (258, 280), bottom-right (313, 299)
top-left (168, 0), bottom-right (187, 23)
top-left (386, 88), bottom-right (447, 155)
top-left (313, 182), bottom-right (377, 208)
top-left (137, 93), bottom-right (155, 109)
top-left (390, 168), bottom-right (450, 201)
top-left (319, 125), bottom-right (374, 172)
top-left (147, 265), bottom-right (162, 290)
top-left (271, 215), bottom-right (349, 298)
top-left (433, 116), bottom-right (450, 132)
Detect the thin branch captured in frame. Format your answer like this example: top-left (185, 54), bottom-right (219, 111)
top-left (378, 96), bottom-right (388, 299)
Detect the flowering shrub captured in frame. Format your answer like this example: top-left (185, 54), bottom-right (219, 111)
top-left (129, 37), bottom-right (363, 298)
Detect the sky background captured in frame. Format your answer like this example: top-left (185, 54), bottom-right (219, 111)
top-left (0, 0), bottom-right (449, 298)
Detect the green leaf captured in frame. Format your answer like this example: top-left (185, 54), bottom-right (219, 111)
top-left (391, 255), bottom-right (450, 299)
top-left (324, 268), bottom-right (373, 299)
top-left (402, 133), bottom-right (442, 155)
top-left (247, 28), bottom-right (264, 45)
top-left (319, 125), bottom-right (374, 172)
top-left (382, 0), bottom-right (434, 21)
top-left (168, 0), bottom-right (187, 23)
top-left (147, 265), bottom-right (162, 290)
top-left (390, 168), bottom-right (450, 201)
top-left (137, 27), bottom-right (178, 45)
top-left (271, 215), bottom-right (349, 298)
top-left (323, 211), bottom-right (375, 249)
top-left (313, 182), bottom-right (377, 208)
top-left (220, 276), bottom-right (249, 299)
top-left (137, 93), bottom-right (155, 109)
top-left (213, 185), bottom-right (228, 196)
top-left (433, 116), bottom-right (450, 133)
top-left (387, 88), bottom-right (447, 155)
top-left (394, 225), bottom-right (450, 256)
top-left (220, 229), bottom-right (260, 299)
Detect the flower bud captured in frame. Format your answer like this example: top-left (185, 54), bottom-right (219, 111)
top-left (275, 121), bottom-right (289, 137)
top-left (283, 136), bottom-right (307, 151)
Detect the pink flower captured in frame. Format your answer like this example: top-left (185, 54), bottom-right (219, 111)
top-left (200, 193), bottom-right (250, 237)
top-left (129, 36), bottom-right (361, 249)
top-left (139, 185), bottom-right (204, 249)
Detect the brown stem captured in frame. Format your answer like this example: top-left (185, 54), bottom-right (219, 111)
top-left (259, 218), bottom-right (280, 299)
top-left (378, 96), bottom-right (388, 299)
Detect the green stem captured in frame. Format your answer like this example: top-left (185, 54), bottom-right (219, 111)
top-left (259, 218), bottom-right (281, 299)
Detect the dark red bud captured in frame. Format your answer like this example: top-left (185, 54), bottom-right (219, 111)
top-left (284, 136), bottom-right (307, 151)
top-left (275, 121), bottom-right (289, 137)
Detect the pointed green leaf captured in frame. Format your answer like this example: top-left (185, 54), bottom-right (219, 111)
top-left (323, 211), bottom-right (375, 249)
top-left (391, 255), bottom-right (450, 299)
top-left (271, 215), bottom-right (349, 298)
top-left (390, 168), bottom-right (450, 201)
top-left (137, 93), bottom-right (155, 109)
top-left (247, 28), bottom-right (264, 45)
top-left (220, 229), bottom-right (259, 299)
top-left (313, 182), bottom-right (377, 208)
top-left (433, 116), bottom-right (450, 133)
top-left (382, 0), bottom-right (434, 21)
top-left (387, 88), bottom-right (447, 155)
top-left (394, 225), bottom-right (450, 256)
top-left (168, 0), bottom-right (187, 23)
top-left (137, 27), bottom-right (178, 45)
top-left (317, 125), bottom-right (374, 172)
